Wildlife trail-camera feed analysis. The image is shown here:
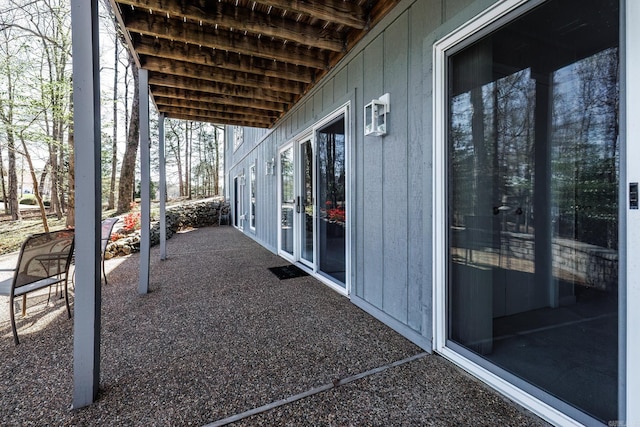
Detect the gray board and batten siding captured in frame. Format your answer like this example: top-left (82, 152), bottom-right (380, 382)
top-left (226, 0), bottom-right (504, 351)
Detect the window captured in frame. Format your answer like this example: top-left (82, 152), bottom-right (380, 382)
top-left (317, 115), bottom-right (346, 285)
top-left (444, 0), bottom-right (619, 423)
top-left (233, 126), bottom-right (244, 151)
top-left (249, 163), bottom-right (256, 231)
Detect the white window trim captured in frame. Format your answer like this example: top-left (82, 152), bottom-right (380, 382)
top-left (432, 1), bottom-right (593, 426)
top-left (232, 126), bottom-right (244, 152)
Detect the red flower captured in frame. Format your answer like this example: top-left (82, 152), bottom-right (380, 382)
top-left (327, 207), bottom-right (345, 223)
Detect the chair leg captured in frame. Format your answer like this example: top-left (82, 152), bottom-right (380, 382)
top-left (11, 298), bottom-right (20, 345)
top-left (102, 256), bottom-right (108, 285)
top-left (21, 294), bottom-right (26, 317)
top-left (64, 278), bottom-right (71, 319)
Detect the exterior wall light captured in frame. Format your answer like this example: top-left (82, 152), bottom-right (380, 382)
top-left (364, 93), bottom-right (390, 136)
top-left (265, 158), bottom-right (275, 175)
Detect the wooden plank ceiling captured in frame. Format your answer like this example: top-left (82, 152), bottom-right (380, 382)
top-left (110, 0), bottom-right (400, 128)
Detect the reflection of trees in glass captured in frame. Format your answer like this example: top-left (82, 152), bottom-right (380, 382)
top-left (303, 141), bottom-right (313, 209)
top-left (250, 163), bottom-right (256, 228)
top-left (280, 148), bottom-right (294, 203)
top-left (450, 47), bottom-right (618, 250)
top-left (450, 67), bottom-right (535, 233)
top-left (317, 118), bottom-right (345, 218)
top-left (552, 48), bottom-right (619, 249)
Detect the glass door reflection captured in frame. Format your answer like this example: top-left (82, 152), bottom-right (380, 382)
top-left (299, 139), bottom-right (315, 266)
top-left (446, 0), bottom-right (619, 422)
top-left (279, 146), bottom-right (294, 257)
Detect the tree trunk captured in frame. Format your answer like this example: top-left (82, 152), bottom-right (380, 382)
top-left (58, 134), bottom-right (66, 212)
top-left (39, 158), bottom-right (50, 199)
top-left (117, 53), bottom-right (140, 214)
top-left (66, 90), bottom-right (75, 228)
top-left (7, 129), bottom-right (20, 221)
top-left (1, 52), bottom-right (21, 221)
top-left (0, 147), bottom-right (8, 214)
top-left (186, 121), bottom-right (192, 199)
top-left (49, 138), bottom-right (63, 219)
top-left (108, 40), bottom-right (118, 210)
top-left (19, 132), bottom-right (49, 232)
top-left (214, 125), bottom-right (220, 196)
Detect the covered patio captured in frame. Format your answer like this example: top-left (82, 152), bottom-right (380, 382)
top-left (0, 225), bottom-right (546, 425)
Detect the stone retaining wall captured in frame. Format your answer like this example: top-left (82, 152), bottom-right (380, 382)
top-left (105, 199), bottom-right (230, 259)
top-left (503, 232), bottom-right (618, 292)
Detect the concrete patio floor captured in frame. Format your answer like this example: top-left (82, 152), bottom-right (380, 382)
top-left (0, 225), bottom-right (548, 426)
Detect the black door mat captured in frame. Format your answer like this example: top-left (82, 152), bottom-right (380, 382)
top-left (268, 265), bottom-right (310, 280)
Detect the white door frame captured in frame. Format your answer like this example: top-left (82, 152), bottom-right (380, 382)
top-left (432, 0), bottom-right (629, 426)
top-left (249, 161), bottom-right (256, 232)
top-left (624, 0), bottom-right (640, 424)
top-left (277, 143), bottom-right (295, 262)
top-left (296, 135), bottom-right (316, 269)
top-left (234, 172), bottom-right (245, 231)
top-left (276, 104), bottom-right (351, 296)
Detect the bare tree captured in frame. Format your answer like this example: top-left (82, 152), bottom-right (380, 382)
top-left (66, 90), bottom-right (74, 227)
top-left (0, 14), bottom-right (23, 221)
top-left (166, 119), bottom-right (184, 197)
top-left (116, 50), bottom-right (139, 214)
top-left (12, 0), bottom-right (72, 220)
top-left (108, 39), bottom-right (119, 210)
top-left (0, 0), bottom-right (73, 228)
top-left (0, 141), bottom-right (8, 214)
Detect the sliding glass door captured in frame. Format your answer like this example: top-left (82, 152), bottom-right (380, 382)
top-left (317, 116), bottom-right (346, 286)
top-left (446, 0), bottom-right (619, 423)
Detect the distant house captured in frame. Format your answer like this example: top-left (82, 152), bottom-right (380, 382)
top-left (74, 0), bottom-right (639, 425)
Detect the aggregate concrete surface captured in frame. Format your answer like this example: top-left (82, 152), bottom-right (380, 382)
top-left (0, 226), bottom-right (549, 426)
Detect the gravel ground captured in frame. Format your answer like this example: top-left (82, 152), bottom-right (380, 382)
top-left (0, 226), bottom-right (549, 426)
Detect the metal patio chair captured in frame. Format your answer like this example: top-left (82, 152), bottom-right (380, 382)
top-left (70, 217), bottom-right (119, 288)
top-left (100, 217), bottom-right (119, 285)
top-left (0, 229), bottom-right (75, 345)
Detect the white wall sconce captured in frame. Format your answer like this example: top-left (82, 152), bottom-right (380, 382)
top-left (364, 93), bottom-right (390, 137)
top-left (265, 158), bottom-right (275, 175)
top-left (239, 175), bottom-right (246, 186)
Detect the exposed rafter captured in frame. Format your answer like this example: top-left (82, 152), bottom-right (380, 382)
top-left (149, 73), bottom-right (296, 104)
top-left (154, 97), bottom-right (281, 118)
top-left (114, 0), bottom-right (345, 52)
top-left (124, 10), bottom-right (328, 69)
top-left (252, 0), bottom-right (367, 29)
top-left (141, 57), bottom-right (307, 95)
top-left (150, 86), bottom-right (288, 113)
top-left (111, 0), bottom-right (397, 127)
top-left (135, 36), bottom-right (316, 84)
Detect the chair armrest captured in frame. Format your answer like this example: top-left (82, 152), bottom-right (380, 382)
top-left (0, 268), bottom-right (16, 272)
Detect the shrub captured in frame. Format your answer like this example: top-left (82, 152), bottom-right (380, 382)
top-left (110, 232), bottom-right (124, 242)
top-left (19, 196), bottom-right (37, 205)
top-left (122, 212), bottom-right (141, 232)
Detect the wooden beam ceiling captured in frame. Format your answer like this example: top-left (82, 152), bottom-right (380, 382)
top-left (111, 0), bottom-right (398, 127)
